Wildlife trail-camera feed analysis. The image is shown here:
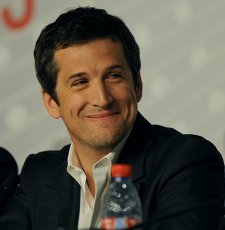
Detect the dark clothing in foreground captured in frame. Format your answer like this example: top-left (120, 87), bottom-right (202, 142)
top-left (0, 147), bottom-right (19, 216)
top-left (0, 113), bottom-right (224, 229)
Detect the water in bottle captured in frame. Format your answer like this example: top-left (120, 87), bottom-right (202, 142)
top-left (101, 164), bottom-right (142, 229)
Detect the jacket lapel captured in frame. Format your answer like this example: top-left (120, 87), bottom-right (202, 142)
top-left (117, 112), bottom-right (155, 193)
top-left (34, 148), bottom-right (81, 230)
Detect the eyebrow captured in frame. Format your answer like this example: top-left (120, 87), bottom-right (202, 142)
top-left (68, 72), bottom-right (86, 81)
top-left (106, 65), bottom-right (123, 71)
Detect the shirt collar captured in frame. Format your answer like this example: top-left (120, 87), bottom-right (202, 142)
top-left (67, 129), bottom-right (131, 171)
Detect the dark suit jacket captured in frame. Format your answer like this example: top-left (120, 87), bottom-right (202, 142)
top-left (0, 147), bottom-right (18, 186)
top-left (0, 147), bottom-right (19, 215)
top-left (0, 113), bottom-right (224, 230)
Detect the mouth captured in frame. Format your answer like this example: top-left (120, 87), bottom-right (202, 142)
top-left (86, 111), bottom-right (120, 119)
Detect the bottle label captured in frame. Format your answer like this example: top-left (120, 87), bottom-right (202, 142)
top-left (101, 217), bottom-right (141, 229)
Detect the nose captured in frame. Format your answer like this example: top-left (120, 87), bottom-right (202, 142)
top-left (91, 81), bottom-right (113, 108)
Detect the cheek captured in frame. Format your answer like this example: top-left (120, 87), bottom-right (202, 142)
top-left (60, 94), bottom-right (86, 117)
top-left (114, 86), bottom-right (138, 103)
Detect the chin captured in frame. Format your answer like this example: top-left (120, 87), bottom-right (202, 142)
top-left (93, 130), bottom-right (127, 149)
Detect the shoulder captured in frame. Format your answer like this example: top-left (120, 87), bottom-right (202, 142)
top-left (147, 124), bottom-right (224, 175)
top-left (24, 144), bottom-right (70, 167)
top-left (133, 113), bottom-right (223, 164)
top-left (22, 144), bottom-right (70, 170)
top-left (152, 124), bottom-right (221, 159)
top-left (19, 145), bottom-right (70, 185)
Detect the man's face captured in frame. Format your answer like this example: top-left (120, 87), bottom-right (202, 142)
top-left (43, 39), bottom-right (142, 154)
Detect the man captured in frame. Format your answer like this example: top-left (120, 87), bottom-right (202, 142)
top-left (0, 7), bottom-right (224, 230)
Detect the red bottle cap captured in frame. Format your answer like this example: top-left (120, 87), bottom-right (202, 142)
top-left (111, 164), bottom-right (132, 178)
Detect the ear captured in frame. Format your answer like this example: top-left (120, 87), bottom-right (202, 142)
top-left (42, 90), bottom-right (61, 119)
top-left (135, 73), bottom-right (142, 102)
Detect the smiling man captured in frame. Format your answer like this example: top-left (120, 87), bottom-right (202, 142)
top-left (43, 39), bottom-right (142, 199)
top-left (0, 7), bottom-right (224, 230)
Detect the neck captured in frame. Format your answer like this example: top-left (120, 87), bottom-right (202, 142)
top-left (72, 143), bottom-right (112, 197)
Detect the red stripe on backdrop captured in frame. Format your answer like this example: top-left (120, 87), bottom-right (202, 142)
top-left (2, 0), bottom-right (34, 30)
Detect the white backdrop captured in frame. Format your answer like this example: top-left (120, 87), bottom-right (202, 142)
top-left (0, 0), bottom-right (225, 170)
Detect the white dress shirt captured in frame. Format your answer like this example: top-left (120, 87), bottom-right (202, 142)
top-left (67, 134), bottom-right (129, 229)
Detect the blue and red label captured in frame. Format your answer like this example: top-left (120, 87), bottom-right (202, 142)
top-left (101, 217), bottom-right (141, 229)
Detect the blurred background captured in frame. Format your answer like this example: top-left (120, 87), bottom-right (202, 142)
top-left (0, 0), bottom-right (225, 170)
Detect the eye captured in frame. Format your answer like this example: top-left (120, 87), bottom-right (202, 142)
top-left (71, 79), bottom-right (88, 87)
top-left (112, 73), bottom-right (121, 78)
top-left (108, 73), bottom-right (123, 81)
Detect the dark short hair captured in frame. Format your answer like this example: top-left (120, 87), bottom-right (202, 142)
top-left (34, 7), bottom-right (141, 104)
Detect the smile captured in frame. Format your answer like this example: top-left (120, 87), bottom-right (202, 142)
top-left (86, 112), bottom-right (119, 119)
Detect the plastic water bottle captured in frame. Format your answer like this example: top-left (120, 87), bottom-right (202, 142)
top-left (101, 164), bottom-right (142, 229)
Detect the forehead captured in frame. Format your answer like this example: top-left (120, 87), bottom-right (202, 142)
top-left (54, 39), bottom-right (127, 64)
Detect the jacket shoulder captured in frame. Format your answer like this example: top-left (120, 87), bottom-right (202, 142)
top-left (148, 124), bottom-right (224, 173)
top-left (153, 124), bottom-right (221, 155)
top-left (24, 144), bottom-right (70, 169)
top-left (19, 145), bottom-right (70, 189)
